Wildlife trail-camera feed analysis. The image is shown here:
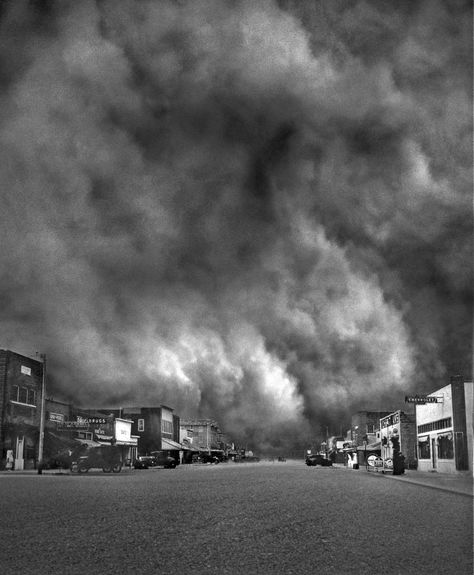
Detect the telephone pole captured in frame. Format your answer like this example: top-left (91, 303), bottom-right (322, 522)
top-left (37, 353), bottom-right (46, 474)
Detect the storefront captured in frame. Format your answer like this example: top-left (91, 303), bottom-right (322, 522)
top-left (380, 410), bottom-right (416, 470)
top-left (414, 377), bottom-right (473, 475)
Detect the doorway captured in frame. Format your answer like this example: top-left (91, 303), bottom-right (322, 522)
top-left (431, 437), bottom-right (437, 470)
top-left (15, 436), bottom-right (25, 470)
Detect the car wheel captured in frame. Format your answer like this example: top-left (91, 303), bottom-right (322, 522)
top-left (112, 463), bottom-right (122, 473)
top-left (102, 465), bottom-right (112, 473)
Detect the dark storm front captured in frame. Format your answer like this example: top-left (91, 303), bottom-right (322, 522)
top-left (1, 462), bottom-right (472, 575)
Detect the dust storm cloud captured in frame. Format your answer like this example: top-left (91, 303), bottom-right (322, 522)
top-left (0, 0), bottom-right (471, 449)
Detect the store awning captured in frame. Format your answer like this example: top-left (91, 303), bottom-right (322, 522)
top-left (162, 438), bottom-right (183, 450)
top-left (182, 444), bottom-right (200, 452)
top-left (115, 438), bottom-right (138, 446)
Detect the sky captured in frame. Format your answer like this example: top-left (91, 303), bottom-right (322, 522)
top-left (0, 0), bottom-right (472, 452)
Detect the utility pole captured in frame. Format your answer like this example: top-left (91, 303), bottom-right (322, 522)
top-left (37, 353), bottom-right (46, 474)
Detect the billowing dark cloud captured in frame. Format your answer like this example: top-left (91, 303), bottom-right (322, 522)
top-left (0, 0), bottom-right (471, 451)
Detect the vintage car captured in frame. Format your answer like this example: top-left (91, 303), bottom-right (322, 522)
top-left (305, 453), bottom-right (333, 467)
top-left (133, 452), bottom-right (178, 469)
top-left (71, 445), bottom-right (123, 473)
top-left (149, 451), bottom-right (178, 469)
top-left (133, 456), bottom-right (156, 469)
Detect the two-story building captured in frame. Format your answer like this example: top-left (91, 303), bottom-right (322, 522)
top-left (0, 349), bottom-right (44, 470)
top-left (180, 419), bottom-right (224, 461)
top-left (380, 410), bottom-right (417, 469)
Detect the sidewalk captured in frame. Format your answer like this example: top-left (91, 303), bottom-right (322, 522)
top-left (0, 467), bottom-right (136, 476)
top-left (362, 466), bottom-right (473, 497)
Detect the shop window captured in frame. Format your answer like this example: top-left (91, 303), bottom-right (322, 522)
top-left (418, 436), bottom-right (430, 459)
top-left (437, 432), bottom-right (454, 459)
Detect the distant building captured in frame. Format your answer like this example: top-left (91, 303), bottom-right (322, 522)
top-left (180, 419), bottom-right (224, 457)
top-left (351, 410), bottom-right (393, 447)
top-left (414, 377), bottom-right (473, 475)
top-left (0, 349), bottom-right (44, 470)
top-left (348, 411), bottom-right (393, 467)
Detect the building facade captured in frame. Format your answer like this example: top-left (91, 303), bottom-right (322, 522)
top-left (415, 377), bottom-right (473, 475)
top-left (380, 410), bottom-right (417, 469)
top-left (119, 405), bottom-right (181, 457)
top-left (180, 419), bottom-right (224, 458)
top-left (0, 350), bottom-right (44, 470)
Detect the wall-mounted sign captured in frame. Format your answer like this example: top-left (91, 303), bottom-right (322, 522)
top-left (21, 365), bottom-right (31, 376)
top-left (57, 421), bottom-right (90, 430)
top-left (381, 412), bottom-right (400, 427)
top-left (85, 418), bottom-right (107, 424)
top-left (49, 412), bottom-right (65, 423)
top-left (405, 395), bottom-right (442, 404)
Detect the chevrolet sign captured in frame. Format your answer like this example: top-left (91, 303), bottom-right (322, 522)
top-left (405, 395), bottom-right (442, 404)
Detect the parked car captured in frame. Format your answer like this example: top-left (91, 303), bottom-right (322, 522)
top-left (149, 451), bottom-right (178, 469)
top-left (133, 456), bottom-right (156, 469)
top-left (305, 454), bottom-right (332, 467)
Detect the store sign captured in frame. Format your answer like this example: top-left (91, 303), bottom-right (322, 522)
top-left (49, 412), bottom-right (65, 423)
top-left (405, 395), bottom-right (442, 404)
top-left (57, 420), bottom-right (90, 430)
top-left (381, 412), bottom-right (400, 428)
top-left (21, 365), bottom-right (32, 376)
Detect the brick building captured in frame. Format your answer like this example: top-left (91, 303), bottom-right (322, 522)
top-left (0, 349), bottom-right (45, 470)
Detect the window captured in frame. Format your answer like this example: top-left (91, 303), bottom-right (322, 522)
top-left (76, 432), bottom-right (93, 440)
top-left (161, 420), bottom-right (173, 436)
top-left (418, 436), bottom-right (430, 459)
top-left (437, 432), bottom-right (454, 459)
top-left (11, 385), bottom-right (36, 406)
top-left (367, 424), bottom-right (375, 434)
top-left (138, 419), bottom-right (145, 432)
top-left (19, 387), bottom-right (28, 404)
top-left (418, 418), bottom-right (452, 434)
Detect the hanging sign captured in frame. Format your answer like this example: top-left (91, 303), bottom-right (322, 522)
top-left (405, 395), bottom-right (442, 404)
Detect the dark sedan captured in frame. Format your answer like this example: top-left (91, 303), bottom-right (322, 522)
top-left (305, 454), bottom-right (332, 467)
top-left (133, 456), bottom-right (156, 469)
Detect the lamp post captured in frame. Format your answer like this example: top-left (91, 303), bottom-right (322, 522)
top-left (37, 353), bottom-right (46, 474)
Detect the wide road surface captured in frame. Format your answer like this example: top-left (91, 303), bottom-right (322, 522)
top-left (1, 460), bottom-right (472, 575)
